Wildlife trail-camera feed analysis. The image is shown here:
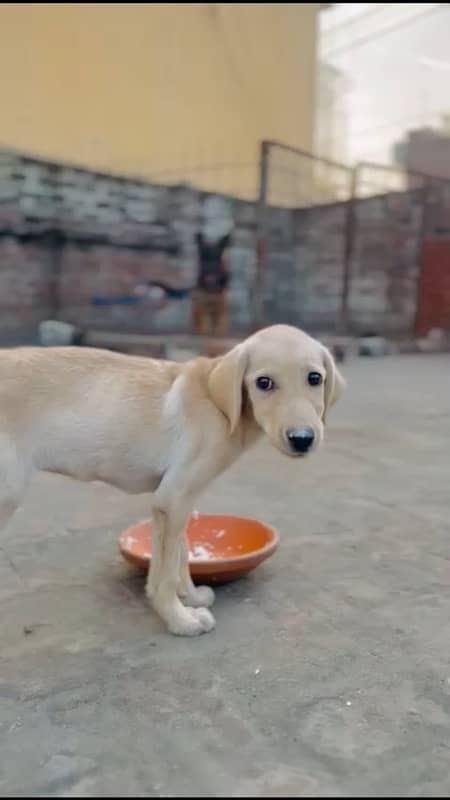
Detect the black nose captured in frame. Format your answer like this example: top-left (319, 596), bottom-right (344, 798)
top-left (286, 427), bottom-right (315, 454)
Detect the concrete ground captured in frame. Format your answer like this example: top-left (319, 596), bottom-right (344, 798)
top-left (1, 354), bottom-right (450, 797)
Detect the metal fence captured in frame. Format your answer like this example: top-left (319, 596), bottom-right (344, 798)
top-left (1, 142), bottom-right (449, 342)
top-left (354, 161), bottom-right (428, 198)
top-left (260, 139), bottom-right (354, 209)
top-left (148, 161), bottom-right (260, 203)
top-left (254, 141), bottom-right (450, 336)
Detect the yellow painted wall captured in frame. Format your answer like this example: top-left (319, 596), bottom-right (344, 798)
top-left (0, 3), bottom-right (318, 195)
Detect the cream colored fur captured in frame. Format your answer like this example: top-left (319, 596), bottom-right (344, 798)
top-left (0, 325), bottom-right (344, 636)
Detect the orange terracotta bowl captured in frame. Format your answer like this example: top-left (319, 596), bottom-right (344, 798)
top-left (119, 513), bottom-right (280, 584)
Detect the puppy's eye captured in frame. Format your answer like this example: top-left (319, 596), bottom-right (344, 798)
top-left (308, 371), bottom-right (323, 387)
top-left (256, 376), bottom-right (275, 392)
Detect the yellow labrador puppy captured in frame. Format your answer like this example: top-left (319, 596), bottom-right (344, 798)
top-left (0, 325), bottom-right (344, 636)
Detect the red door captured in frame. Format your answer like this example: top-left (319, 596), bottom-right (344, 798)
top-left (416, 239), bottom-right (450, 336)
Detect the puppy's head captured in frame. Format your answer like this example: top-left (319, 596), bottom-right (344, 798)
top-left (208, 325), bottom-right (345, 457)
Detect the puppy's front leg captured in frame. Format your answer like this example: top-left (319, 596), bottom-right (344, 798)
top-left (177, 532), bottom-right (215, 609)
top-left (146, 501), bottom-right (215, 636)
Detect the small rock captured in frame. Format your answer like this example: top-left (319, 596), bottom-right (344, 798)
top-left (358, 335), bottom-right (387, 357)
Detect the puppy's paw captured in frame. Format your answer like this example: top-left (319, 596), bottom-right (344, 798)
top-left (180, 584), bottom-right (215, 608)
top-left (168, 606), bottom-right (216, 637)
top-left (192, 606), bottom-right (216, 632)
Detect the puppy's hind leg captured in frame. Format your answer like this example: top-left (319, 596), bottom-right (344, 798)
top-left (145, 506), bottom-right (165, 602)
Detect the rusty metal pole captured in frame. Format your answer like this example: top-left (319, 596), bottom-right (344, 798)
top-left (253, 140), bottom-right (270, 332)
top-left (339, 164), bottom-right (358, 335)
top-left (48, 162), bottom-right (63, 321)
top-left (413, 176), bottom-right (433, 337)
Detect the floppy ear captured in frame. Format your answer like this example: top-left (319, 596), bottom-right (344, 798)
top-left (322, 346), bottom-right (346, 423)
top-left (208, 344), bottom-right (247, 434)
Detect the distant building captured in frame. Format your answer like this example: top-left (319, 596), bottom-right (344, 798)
top-left (393, 123), bottom-right (450, 182)
top-left (313, 61), bottom-right (350, 202)
top-left (315, 61), bottom-right (349, 164)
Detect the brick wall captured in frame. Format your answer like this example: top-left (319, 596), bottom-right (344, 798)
top-left (262, 192), bottom-right (423, 335)
top-left (263, 183), bottom-right (450, 336)
top-left (0, 151), bottom-right (260, 338)
top-left (0, 149), bottom-right (449, 342)
top-left (348, 191), bottom-right (425, 335)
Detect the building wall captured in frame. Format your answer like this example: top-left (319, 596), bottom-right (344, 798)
top-left (0, 4), bottom-right (318, 196)
top-left (409, 129), bottom-right (445, 176)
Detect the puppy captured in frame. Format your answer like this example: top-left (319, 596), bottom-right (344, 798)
top-left (0, 325), bottom-right (345, 635)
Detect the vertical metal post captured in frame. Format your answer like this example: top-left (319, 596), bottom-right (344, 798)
top-left (413, 176), bottom-right (433, 336)
top-left (48, 162), bottom-right (62, 320)
top-left (339, 164), bottom-right (358, 335)
top-left (253, 140), bottom-right (270, 331)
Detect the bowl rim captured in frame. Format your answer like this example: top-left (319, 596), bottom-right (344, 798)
top-left (119, 513), bottom-right (280, 567)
